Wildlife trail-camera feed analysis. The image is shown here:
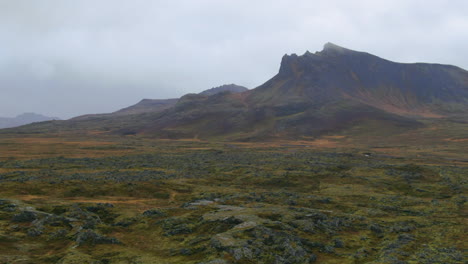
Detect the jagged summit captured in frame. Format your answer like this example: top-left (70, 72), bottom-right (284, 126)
top-left (279, 43), bottom-right (364, 76)
top-left (283, 43), bottom-right (358, 58)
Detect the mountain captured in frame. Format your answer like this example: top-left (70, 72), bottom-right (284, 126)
top-left (249, 43), bottom-right (467, 118)
top-left (0, 113), bottom-right (59, 129)
top-left (133, 43), bottom-right (467, 139)
top-left (4, 43), bottom-right (467, 140)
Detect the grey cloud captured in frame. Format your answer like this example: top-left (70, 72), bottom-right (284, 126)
top-left (0, 0), bottom-right (467, 118)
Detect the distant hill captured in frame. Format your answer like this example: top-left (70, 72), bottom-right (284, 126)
top-left (0, 113), bottom-right (59, 129)
top-left (4, 43), bottom-right (467, 140)
top-left (71, 84), bottom-right (248, 121)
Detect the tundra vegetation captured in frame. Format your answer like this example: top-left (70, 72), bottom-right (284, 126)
top-left (0, 133), bottom-right (466, 264)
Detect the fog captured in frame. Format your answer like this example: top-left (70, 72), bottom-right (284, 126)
top-left (1, 0), bottom-right (467, 119)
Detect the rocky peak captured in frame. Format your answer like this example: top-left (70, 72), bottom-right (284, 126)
top-left (278, 53), bottom-right (300, 76)
top-left (278, 42), bottom-right (350, 75)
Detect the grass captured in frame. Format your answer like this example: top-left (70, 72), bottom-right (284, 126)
top-left (0, 131), bottom-right (466, 263)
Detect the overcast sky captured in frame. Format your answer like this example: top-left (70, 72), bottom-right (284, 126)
top-left (1, 0), bottom-right (467, 119)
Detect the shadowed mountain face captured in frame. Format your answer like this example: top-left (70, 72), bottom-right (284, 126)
top-left (0, 113), bottom-right (58, 129)
top-left (4, 43), bottom-right (468, 140)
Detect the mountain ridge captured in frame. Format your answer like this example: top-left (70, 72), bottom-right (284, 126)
top-left (249, 43), bottom-right (467, 116)
top-left (136, 43), bottom-right (467, 139)
top-left (3, 43), bottom-right (467, 140)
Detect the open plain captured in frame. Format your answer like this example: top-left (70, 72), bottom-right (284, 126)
top-left (0, 129), bottom-right (466, 264)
